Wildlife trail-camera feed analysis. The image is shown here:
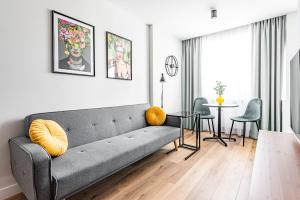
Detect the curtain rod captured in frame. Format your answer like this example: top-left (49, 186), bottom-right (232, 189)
top-left (182, 14), bottom-right (287, 42)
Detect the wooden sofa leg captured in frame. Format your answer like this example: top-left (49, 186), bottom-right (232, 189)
top-left (173, 140), bottom-right (178, 151)
top-left (166, 140), bottom-right (179, 154)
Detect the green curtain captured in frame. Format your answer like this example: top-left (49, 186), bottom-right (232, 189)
top-left (181, 37), bottom-right (202, 129)
top-left (250, 15), bottom-right (286, 138)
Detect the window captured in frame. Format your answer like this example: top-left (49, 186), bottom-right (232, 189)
top-left (201, 25), bottom-right (252, 101)
top-left (200, 25), bottom-right (252, 135)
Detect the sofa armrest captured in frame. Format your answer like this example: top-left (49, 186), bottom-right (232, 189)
top-left (9, 136), bottom-right (51, 200)
top-left (165, 115), bottom-right (181, 128)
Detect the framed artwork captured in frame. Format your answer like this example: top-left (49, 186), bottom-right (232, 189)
top-left (52, 11), bottom-right (95, 76)
top-left (106, 32), bottom-right (132, 80)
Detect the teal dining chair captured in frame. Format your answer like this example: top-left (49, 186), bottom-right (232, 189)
top-left (229, 98), bottom-right (262, 146)
top-left (192, 97), bottom-right (215, 135)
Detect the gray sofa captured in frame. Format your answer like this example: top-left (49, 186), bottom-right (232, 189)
top-left (9, 104), bottom-right (180, 200)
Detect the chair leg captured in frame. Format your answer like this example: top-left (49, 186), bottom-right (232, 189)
top-left (243, 122), bottom-right (246, 146)
top-left (229, 121), bottom-right (234, 140)
top-left (256, 121), bottom-right (259, 131)
top-left (207, 119), bottom-right (211, 134)
top-left (211, 119), bottom-right (216, 136)
top-left (191, 117), bottom-right (197, 134)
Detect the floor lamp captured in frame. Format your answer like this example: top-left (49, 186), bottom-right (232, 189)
top-left (160, 73), bottom-right (166, 108)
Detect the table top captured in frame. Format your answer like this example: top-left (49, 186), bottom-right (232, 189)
top-left (167, 111), bottom-right (200, 118)
top-left (202, 103), bottom-right (239, 108)
top-left (249, 130), bottom-right (300, 200)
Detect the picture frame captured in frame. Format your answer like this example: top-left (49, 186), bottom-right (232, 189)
top-left (106, 32), bottom-right (132, 80)
top-left (52, 10), bottom-right (95, 76)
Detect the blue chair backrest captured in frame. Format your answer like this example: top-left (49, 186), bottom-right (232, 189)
top-left (243, 98), bottom-right (262, 121)
top-left (193, 97), bottom-right (211, 115)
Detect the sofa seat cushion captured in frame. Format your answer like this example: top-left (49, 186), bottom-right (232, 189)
top-left (51, 126), bottom-right (180, 199)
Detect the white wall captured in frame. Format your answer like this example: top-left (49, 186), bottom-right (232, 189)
top-left (151, 26), bottom-right (182, 113)
top-left (282, 10), bottom-right (300, 132)
top-left (0, 0), bottom-right (149, 198)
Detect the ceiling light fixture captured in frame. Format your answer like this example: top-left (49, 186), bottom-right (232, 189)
top-left (211, 9), bottom-right (217, 19)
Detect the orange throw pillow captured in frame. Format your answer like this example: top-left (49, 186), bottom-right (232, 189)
top-left (146, 106), bottom-right (166, 126)
top-left (29, 119), bottom-right (68, 156)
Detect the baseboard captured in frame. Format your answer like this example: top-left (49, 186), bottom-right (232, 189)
top-left (0, 184), bottom-right (21, 200)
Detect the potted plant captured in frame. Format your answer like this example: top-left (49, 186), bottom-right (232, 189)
top-left (214, 81), bottom-right (226, 105)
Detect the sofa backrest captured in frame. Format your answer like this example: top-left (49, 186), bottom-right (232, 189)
top-left (24, 104), bottom-right (149, 148)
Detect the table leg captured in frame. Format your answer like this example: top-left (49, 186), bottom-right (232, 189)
top-left (179, 117), bottom-right (182, 146)
top-left (184, 114), bottom-right (201, 160)
top-left (218, 107), bottom-right (221, 138)
top-left (217, 107), bottom-right (228, 146)
top-left (203, 107), bottom-right (228, 146)
top-left (185, 115), bottom-right (199, 160)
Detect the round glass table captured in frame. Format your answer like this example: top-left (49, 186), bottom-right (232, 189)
top-left (202, 103), bottom-right (239, 146)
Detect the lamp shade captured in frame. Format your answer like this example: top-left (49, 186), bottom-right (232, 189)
top-left (160, 73), bottom-right (166, 82)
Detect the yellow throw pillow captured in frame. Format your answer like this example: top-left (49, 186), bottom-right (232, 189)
top-left (146, 106), bottom-right (166, 126)
top-left (29, 119), bottom-right (68, 157)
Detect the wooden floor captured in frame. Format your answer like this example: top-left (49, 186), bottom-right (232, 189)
top-left (8, 131), bottom-right (256, 200)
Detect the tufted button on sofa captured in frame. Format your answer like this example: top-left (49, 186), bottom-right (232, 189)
top-left (9, 104), bottom-right (180, 200)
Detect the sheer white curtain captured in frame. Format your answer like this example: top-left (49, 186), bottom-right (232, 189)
top-left (201, 25), bottom-right (252, 136)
